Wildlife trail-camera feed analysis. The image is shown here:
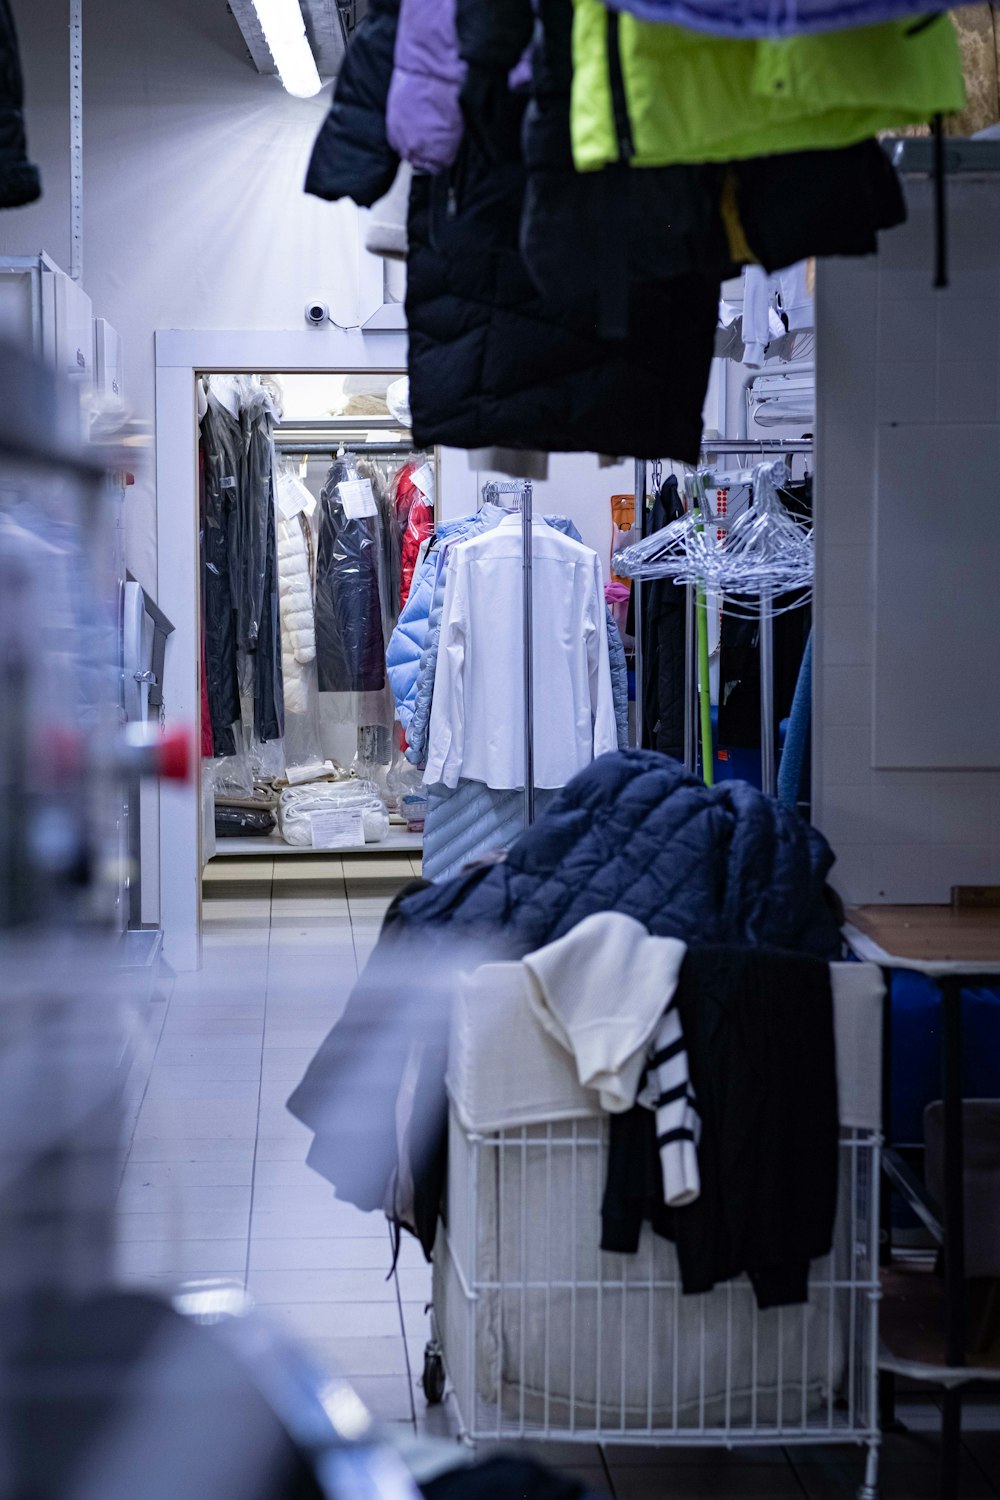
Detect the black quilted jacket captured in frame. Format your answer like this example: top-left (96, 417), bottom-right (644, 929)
top-left (304, 0), bottom-right (399, 207)
top-left (405, 122), bottom-right (719, 461)
top-left (0, 0), bottom-right (40, 210)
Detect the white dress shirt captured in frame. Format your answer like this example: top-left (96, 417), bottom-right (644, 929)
top-left (424, 514), bottom-right (617, 791)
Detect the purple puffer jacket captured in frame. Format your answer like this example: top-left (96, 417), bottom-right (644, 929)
top-left (386, 0), bottom-right (466, 173)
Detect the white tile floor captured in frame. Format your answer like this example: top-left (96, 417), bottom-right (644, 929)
top-left (117, 852), bottom-right (433, 1430)
top-left (116, 855), bottom-right (1000, 1499)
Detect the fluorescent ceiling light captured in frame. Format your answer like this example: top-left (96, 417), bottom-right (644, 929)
top-left (252, 0), bottom-right (323, 97)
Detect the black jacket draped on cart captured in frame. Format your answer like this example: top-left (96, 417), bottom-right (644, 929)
top-left (601, 945), bottom-right (840, 1310)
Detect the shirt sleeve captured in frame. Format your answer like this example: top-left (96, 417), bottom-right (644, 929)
top-left (588, 556), bottom-right (618, 759)
top-left (423, 547), bottom-right (468, 789)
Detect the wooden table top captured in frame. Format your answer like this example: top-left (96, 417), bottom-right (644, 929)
top-left (846, 905), bottom-right (1000, 972)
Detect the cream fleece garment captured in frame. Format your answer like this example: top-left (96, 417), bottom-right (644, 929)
top-left (523, 913), bottom-right (700, 1206)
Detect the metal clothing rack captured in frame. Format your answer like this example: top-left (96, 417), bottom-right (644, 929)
top-left (633, 441), bottom-right (813, 796)
top-left (482, 479), bottom-right (535, 828)
top-left (274, 441), bottom-right (417, 457)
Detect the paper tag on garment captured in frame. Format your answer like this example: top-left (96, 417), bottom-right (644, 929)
top-left (338, 478), bottom-right (377, 519)
top-left (276, 481), bottom-right (300, 521)
top-left (277, 472), bottom-right (316, 521)
top-left (310, 808), bottom-right (366, 849)
top-left (220, 475), bottom-right (237, 490)
top-left (411, 462), bottom-right (435, 501)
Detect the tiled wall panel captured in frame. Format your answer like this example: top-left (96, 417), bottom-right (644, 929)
top-left (814, 178), bottom-right (1000, 905)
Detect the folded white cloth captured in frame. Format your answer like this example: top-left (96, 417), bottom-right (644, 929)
top-left (523, 913), bottom-right (699, 1206)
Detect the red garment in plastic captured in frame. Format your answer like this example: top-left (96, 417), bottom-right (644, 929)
top-left (394, 461), bottom-right (434, 611)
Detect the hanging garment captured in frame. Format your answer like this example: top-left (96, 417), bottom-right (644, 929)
top-left (234, 393), bottom-right (275, 654)
top-left (419, 609), bottom-right (627, 879)
top-left (423, 515), bottom-right (617, 791)
top-left (421, 780), bottom-right (559, 881)
top-left (198, 449), bottom-right (214, 759)
top-left (364, 160), bottom-right (412, 259)
top-left (570, 5), bottom-right (965, 170)
top-left (404, 509), bottom-right (584, 768)
top-left (405, 127), bottom-right (720, 460)
top-left (777, 630), bottom-right (813, 809)
top-left (606, 613), bottom-right (631, 751)
top-left (394, 461), bottom-right (434, 611)
top-left (386, 514), bottom-right (490, 729)
top-left (355, 454), bottom-right (402, 631)
top-left (276, 504), bottom-right (316, 718)
top-left (253, 465), bottom-right (285, 744)
top-left (305, 0), bottom-right (401, 206)
top-left (314, 460), bottom-right (387, 693)
top-left (199, 393), bottom-right (242, 757)
top-left (386, 0), bottom-right (466, 172)
top-left (517, 0), bottom-right (905, 330)
top-left (602, 946), bottom-right (839, 1311)
top-left (602, 0), bottom-right (961, 37)
top-left (0, 0), bottom-right (40, 208)
top-left (741, 262), bottom-right (812, 368)
top-left (628, 476), bottom-right (687, 759)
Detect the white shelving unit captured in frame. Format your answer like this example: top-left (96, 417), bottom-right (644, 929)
top-left (212, 828), bottom-right (423, 858)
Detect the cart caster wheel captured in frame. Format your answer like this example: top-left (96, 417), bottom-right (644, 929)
top-left (423, 1340), bottom-right (446, 1405)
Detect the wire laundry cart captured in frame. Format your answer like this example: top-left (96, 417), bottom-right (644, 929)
top-left (425, 967), bottom-right (883, 1499)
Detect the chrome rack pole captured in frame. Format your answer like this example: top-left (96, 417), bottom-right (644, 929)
top-left (633, 459), bottom-right (645, 747)
top-left (684, 584), bottom-right (696, 773)
top-left (759, 585), bottom-right (776, 795)
top-left (522, 481), bottom-right (535, 827)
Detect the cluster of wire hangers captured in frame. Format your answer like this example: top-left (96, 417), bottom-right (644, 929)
top-left (611, 458), bottom-right (813, 620)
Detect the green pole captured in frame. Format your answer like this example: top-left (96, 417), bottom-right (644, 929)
top-left (691, 498), bottom-right (714, 787)
top-left (696, 584), bottom-right (714, 787)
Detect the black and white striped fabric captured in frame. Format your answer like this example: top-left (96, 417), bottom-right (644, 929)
top-left (646, 1000), bottom-right (701, 1207)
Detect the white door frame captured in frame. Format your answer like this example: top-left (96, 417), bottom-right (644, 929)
top-left (155, 326), bottom-right (410, 970)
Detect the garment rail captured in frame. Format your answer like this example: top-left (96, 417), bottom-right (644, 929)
top-left (481, 479), bottom-right (536, 828)
top-left (273, 442), bottom-right (418, 456)
top-left (626, 444), bottom-right (812, 795)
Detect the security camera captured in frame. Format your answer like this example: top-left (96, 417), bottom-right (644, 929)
top-left (305, 300), bottom-right (329, 327)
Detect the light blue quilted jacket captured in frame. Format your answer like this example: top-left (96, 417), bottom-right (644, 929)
top-left (606, 613), bottom-right (630, 751)
top-left (385, 511), bottom-right (489, 730)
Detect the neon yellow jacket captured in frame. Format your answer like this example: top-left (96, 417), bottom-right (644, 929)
top-left (571, 4), bottom-right (965, 168)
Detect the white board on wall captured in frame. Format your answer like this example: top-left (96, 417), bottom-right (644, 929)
top-left (873, 423), bottom-right (1000, 769)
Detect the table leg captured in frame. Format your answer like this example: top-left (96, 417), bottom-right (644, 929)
top-left (940, 977), bottom-right (966, 1500)
top-left (879, 966), bottom-right (897, 1431)
top-left (940, 1386), bottom-right (962, 1500)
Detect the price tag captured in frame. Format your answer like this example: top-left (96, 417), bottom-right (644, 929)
top-left (411, 462), bottom-right (435, 501)
top-left (338, 478), bottom-right (377, 519)
top-left (310, 808), bottom-right (366, 849)
top-left (220, 475), bottom-right (237, 490)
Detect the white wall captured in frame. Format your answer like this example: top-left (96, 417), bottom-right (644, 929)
top-left (814, 178), bottom-right (1000, 905)
top-left (1, 0), bottom-right (368, 596)
top-left (438, 449), bottom-right (635, 568)
top-left (2, 0), bottom-right (377, 923)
